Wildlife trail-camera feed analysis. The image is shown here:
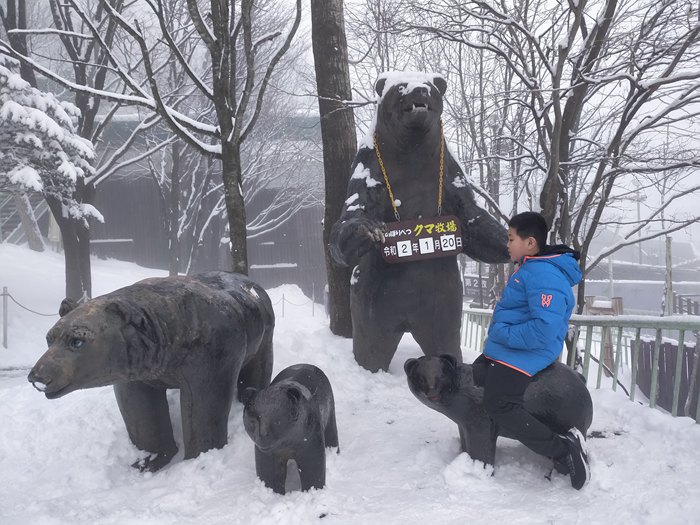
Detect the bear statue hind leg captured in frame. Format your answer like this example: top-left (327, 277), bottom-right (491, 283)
top-left (352, 325), bottom-right (403, 372)
top-left (180, 373), bottom-right (234, 459)
top-left (114, 381), bottom-right (178, 472)
top-left (408, 274), bottom-right (463, 363)
top-left (410, 323), bottom-right (462, 364)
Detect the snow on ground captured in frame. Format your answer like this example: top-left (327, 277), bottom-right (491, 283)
top-left (1, 243), bottom-right (699, 525)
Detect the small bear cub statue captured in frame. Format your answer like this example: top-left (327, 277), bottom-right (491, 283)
top-left (243, 363), bottom-right (338, 494)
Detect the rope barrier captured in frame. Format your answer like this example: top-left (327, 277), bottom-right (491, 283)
top-left (281, 297), bottom-right (312, 307)
top-left (5, 293), bottom-right (58, 317)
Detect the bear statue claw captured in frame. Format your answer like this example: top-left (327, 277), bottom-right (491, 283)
top-left (330, 217), bottom-right (386, 267)
top-left (132, 449), bottom-right (177, 473)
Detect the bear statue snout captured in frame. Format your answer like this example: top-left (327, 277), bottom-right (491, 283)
top-left (27, 368), bottom-right (52, 393)
top-left (426, 390), bottom-right (442, 402)
top-left (27, 353), bottom-right (75, 399)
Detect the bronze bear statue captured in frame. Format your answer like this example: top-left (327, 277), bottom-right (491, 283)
top-left (28, 271), bottom-right (274, 472)
top-left (405, 354), bottom-right (593, 467)
top-left (243, 364), bottom-right (338, 494)
top-left (329, 72), bottom-right (509, 372)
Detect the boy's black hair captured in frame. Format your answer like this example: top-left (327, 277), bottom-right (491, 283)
top-left (508, 212), bottom-right (548, 251)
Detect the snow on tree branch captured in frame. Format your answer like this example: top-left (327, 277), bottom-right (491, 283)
top-left (0, 55), bottom-right (95, 223)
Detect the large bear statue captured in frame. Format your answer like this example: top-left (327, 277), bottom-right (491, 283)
top-left (405, 355), bottom-right (593, 468)
top-left (28, 271), bottom-right (274, 472)
top-left (329, 71), bottom-right (509, 372)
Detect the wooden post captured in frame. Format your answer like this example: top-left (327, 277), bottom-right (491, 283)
top-left (2, 286), bottom-right (7, 349)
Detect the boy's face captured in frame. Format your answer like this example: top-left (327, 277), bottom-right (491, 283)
top-left (507, 227), bottom-right (539, 262)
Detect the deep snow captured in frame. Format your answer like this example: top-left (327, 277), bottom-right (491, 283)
top-left (1, 243), bottom-right (699, 524)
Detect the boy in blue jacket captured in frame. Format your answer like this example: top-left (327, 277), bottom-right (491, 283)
top-left (481, 211), bottom-right (590, 489)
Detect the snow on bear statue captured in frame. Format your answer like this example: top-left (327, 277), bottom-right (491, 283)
top-left (27, 272), bottom-right (275, 472)
top-left (329, 71), bottom-right (509, 372)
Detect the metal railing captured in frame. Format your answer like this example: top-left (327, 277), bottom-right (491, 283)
top-left (461, 306), bottom-right (700, 423)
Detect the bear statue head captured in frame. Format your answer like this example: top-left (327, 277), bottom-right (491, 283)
top-left (243, 382), bottom-right (312, 452)
top-left (28, 298), bottom-right (156, 398)
top-left (374, 71), bottom-right (447, 137)
top-left (404, 354), bottom-right (460, 405)
top-left (405, 354), bottom-right (485, 419)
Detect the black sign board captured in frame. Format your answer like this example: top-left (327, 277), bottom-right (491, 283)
top-left (381, 215), bottom-right (463, 263)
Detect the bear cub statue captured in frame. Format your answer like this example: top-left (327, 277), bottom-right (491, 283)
top-left (404, 354), bottom-right (593, 468)
top-left (243, 364), bottom-right (338, 494)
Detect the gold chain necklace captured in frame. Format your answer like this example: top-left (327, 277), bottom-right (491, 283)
top-left (373, 120), bottom-right (445, 221)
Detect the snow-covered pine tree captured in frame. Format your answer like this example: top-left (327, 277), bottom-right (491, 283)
top-left (0, 54), bottom-right (97, 227)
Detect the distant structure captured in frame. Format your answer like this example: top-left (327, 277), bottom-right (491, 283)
top-left (0, 112), bottom-right (327, 300)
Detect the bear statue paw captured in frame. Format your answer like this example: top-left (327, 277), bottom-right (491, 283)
top-left (132, 448), bottom-right (177, 472)
top-left (342, 218), bottom-right (386, 253)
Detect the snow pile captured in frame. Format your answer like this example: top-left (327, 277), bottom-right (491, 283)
top-left (1, 244), bottom-right (699, 524)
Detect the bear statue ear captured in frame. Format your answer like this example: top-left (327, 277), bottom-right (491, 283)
top-left (286, 386), bottom-right (302, 404)
top-left (59, 298), bottom-right (79, 317)
top-left (240, 387), bottom-right (258, 406)
top-left (286, 387), bottom-right (302, 420)
top-left (440, 354), bottom-right (458, 368)
top-left (432, 76), bottom-right (447, 96)
top-left (404, 358), bottom-right (418, 375)
top-left (375, 77), bottom-right (387, 97)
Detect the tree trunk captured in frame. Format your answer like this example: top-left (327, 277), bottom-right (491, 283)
top-left (310, 0), bottom-right (356, 337)
top-left (222, 141), bottom-right (248, 274)
top-left (45, 192), bottom-right (92, 301)
top-left (12, 191), bottom-right (44, 252)
top-left (169, 142), bottom-right (182, 276)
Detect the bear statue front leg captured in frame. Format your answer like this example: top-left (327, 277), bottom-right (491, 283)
top-left (458, 418), bottom-right (498, 467)
top-left (296, 436), bottom-right (327, 492)
top-left (113, 381), bottom-right (178, 472)
top-left (255, 447), bottom-right (288, 494)
top-left (350, 290), bottom-right (404, 372)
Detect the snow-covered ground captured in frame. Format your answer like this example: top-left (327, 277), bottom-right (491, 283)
top-left (1, 243), bottom-right (699, 525)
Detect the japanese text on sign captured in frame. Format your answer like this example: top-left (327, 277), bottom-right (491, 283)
top-left (381, 215), bottom-right (463, 263)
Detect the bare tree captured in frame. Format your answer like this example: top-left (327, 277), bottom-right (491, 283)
top-left (397, 0), bottom-right (700, 309)
top-left (144, 96), bottom-right (322, 277)
top-left (0, 0), bottom-right (172, 299)
top-left (310, 0), bottom-right (357, 336)
top-left (1, 0), bottom-right (303, 278)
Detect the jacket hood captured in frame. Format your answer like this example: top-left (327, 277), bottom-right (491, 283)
top-left (524, 245), bottom-right (582, 286)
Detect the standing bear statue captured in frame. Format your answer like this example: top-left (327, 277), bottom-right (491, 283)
top-left (243, 364), bottom-right (338, 494)
top-left (28, 272), bottom-right (275, 472)
top-left (329, 71), bottom-right (509, 372)
top-left (405, 354), bottom-right (593, 468)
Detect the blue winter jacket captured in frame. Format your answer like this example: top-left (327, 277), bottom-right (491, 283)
top-left (483, 248), bottom-right (582, 376)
